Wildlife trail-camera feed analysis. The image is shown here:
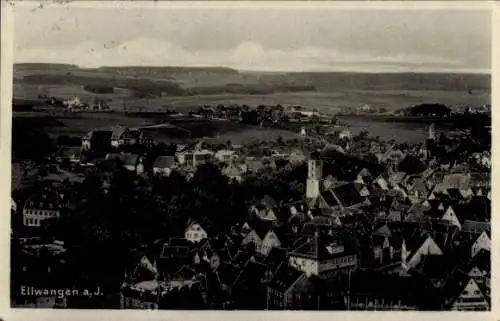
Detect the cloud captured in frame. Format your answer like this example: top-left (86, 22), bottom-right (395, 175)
top-left (15, 38), bottom-right (479, 73)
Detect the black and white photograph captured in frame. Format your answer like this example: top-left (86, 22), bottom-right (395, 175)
top-left (5, 0), bottom-right (494, 313)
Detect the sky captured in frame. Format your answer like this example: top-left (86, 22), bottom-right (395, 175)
top-left (12, 2), bottom-right (492, 73)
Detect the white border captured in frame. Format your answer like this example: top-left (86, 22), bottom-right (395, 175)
top-left (1, 2), bottom-right (498, 321)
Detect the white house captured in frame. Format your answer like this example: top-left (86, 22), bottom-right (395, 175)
top-left (449, 277), bottom-right (489, 311)
top-left (214, 150), bottom-right (238, 163)
top-left (441, 205), bottom-right (462, 230)
top-left (110, 126), bottom-right (128, 148)
top-left (471, 231), bottom-right (490, 258)
top-left (184, 221), bottom-right (208, 243)
top-left (222, 164), bottom-right (244, 183)
top-left (260, 230), bottom-right (281, 256)
top-left (23, 189), bottom-right (66, 228)
top-left (288, 234), bottom-right (357, 276)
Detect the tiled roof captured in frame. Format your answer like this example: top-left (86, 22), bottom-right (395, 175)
top-left (232, 261), bottom-right (268, 289)
top-left (372, 224), bottom-right (392, 237)
top-left (331, 183), bottom-right (364, 208)
top-left (268, 263), bottom-right (304, 293)
top-left (110, 125), bottom-right (128, 139)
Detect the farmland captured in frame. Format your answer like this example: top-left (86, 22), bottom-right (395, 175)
top-left (12, 63), bottom-right (491, 144)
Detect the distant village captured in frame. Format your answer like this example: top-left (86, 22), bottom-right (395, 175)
top-left (10, 98), bottom-right (491, 311)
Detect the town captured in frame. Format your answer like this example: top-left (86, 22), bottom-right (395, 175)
top-left (10, 101), bottom-right (491, 311)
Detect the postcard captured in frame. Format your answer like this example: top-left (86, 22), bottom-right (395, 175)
top-left (1, 1), bottom-right (497, 320)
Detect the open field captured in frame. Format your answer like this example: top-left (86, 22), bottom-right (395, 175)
top-left (13, 64), bottom-right (490, 113)
top-left (14, 84), bottom-right (490, 115)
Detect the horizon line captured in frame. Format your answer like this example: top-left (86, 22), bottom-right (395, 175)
top-left (13, 62), bottom-right (491, 76)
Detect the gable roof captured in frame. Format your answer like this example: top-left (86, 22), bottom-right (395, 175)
top-left (331, 183), bottom-right (365, 208)
top-left (110, 125), bottom-right (128, 140)
top-left (372, 224), bottom-right (392, 237)
top-left (358, 168), bottom-right (373, 178)
top-left (389, 171), bottom-right (407, 185)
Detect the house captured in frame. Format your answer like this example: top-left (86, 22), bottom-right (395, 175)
top-left (120, 277), bottom-right (201, 309)
top-left (184, 219), bottom-right (210, 243)
top-left (138, 130), bottom-right (155, 147)
top-left (388, 171), bottom-right (406, 187)
top-left (266, 264), bottom-right (311, 310)
top-left (110, 125), bottom-right (129, 148)
top-left (240, 221), bottom-right (281, 256)
top-left (260, 229), bottom-right (282, 256)
top-left (193, 248), bottom-right (221, 270)
top-left (122, 128), bottom-right (141, 146)
top-left (444, 275), bottom-right (489, 311)
top-left (245, 157), bottom-right (266, 173)
top-left (176, 149), bottom-right (214, 168)
top-left (55, 147), bottom-right (82, 164)
top-left (250, 205), bottom-right (277, 222)
top-left (374, 175), bottom-right (390, 191)
top-left (288, 232), bottom-right (358, 277)
top-left (371, 224), bottom-right (400, 265)
top-left (320, 182), bottom-right (367, 210)
top-left (214, 150), bottom-right (238, 163)
top-left (401, 233), bottom-right (443, 272)
top-left (153, 156), bottom-right (176, 176)
top-left (222, 164), bottom-right (244, 183)
top-left (338, 130), bottom-right (352, 140)
top-left (81, 129), bottom-right (112, 152)
top-left (22, 188), bottom-right (67, 228)
top-left (249, 195), bottom-right (278, 222)
top-left (356, 168), bottom-right (373, 184)
top-left (426, 205), bottom-right (462, 230)
top-left (471, 231), bottom-right (490, 258)
top-left (122, 154), bottom-right (144, 174)
top-left (289, 150), bottom-right (307, 164)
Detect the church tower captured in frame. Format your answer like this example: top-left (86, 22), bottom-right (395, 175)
top-left (306, 158), bottom-right (323, 199)
top-left (428, 123), bottom-right (436, 141)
